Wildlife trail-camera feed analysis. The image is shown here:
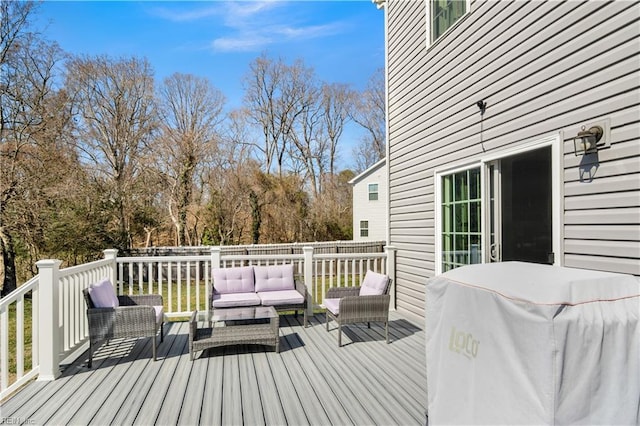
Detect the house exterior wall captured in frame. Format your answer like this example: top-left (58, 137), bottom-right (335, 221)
top-left (385, 0), bottom-right (640, 317)
top-left (352, 160), bottom-right (388, 241)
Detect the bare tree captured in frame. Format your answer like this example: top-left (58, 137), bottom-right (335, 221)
top-left (243, 54), bottom-right (312, 176)
top-left (0, 0), bottom-right (70, 295)
top-left (154, 73), bottom-right (226, 246)
top-left (351, 67), bottom-right (386, 171)
top-left (319, 82), bottom-right (352, 180)
top-left (289, 79), bottom-right (322, 196)
top-left (65, 55), bottom-right (157, 249)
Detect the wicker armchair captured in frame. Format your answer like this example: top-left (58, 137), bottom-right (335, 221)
top-left (324, 271), bottom-right (391, 346)
top-left (82, 288), bottom-right (164, 368)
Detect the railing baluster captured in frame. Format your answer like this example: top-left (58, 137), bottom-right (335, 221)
top-left (344, 259), bottom-right (348, 287)
top-left (321, 260), bottom-right (327, 304)
top-left (187, 261), bottom-right (191, 312)
top-left (330, 259), bottom-right (334, 289)
top-left (118, 262), bottom-right (124, 294)
top-left (168, 261), bottom-right (173, 314)
top-left (353, 259), bottom-right (357, 285)
top-left (177, 261), bottom-right (182, 313)
top-left (128, 262), bottom-right (134, 295)
top-left (195, 261), bottom-right (200, 312)
top-left (1, 305), bottom-right (8, 391)
top-left (16, 297), bottom-right (24, 379)
top-left (158, 261), bottom-right (163, 300)
top-left (138, 262), bottom-right (143, 295)
top-left (32, 286), bottom-right (39, 366)
top-left (62, 276), bottom-right (69, 352)
top-left (148, 262), bottom-right (153, 294)
top-left (205, 260), bottom-right (210, 312)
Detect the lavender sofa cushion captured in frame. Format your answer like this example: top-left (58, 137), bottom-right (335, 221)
top-left (258, 290), bottom-right (304, 306)
top-left (359, 271), bottom-right (389, 296)
top-left (324, 298), bottom-right (340, 315)
top-left (254, 264), bottom-right (295, 292)
top-left (211, 292), bottom-right (261, 308)
top-left (88, 278), bottom-right (120, 308)
top-left (213, 266), bottom-right (255, 294)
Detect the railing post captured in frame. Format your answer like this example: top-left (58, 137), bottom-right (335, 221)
top-left (303, 246), bottom-right (314, 318)
top-left (36, 259), bottom-right (62, 381)
top-left (385, 246), bottom-right (397, 310)
top-left (211, 246), bottom-right (221, 269)
top-left (103, 249), bottom-right (119, 292)
top-left (209, 247), bottom-right (222, 316)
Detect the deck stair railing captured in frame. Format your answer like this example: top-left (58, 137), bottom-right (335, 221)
top-left (0, 245), bottom-right (395, 399)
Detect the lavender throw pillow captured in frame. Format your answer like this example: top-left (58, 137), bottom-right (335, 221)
top-left (359, 271), bottom-right (389, 296)
top-left (89, 278), bottom-right (120, 308)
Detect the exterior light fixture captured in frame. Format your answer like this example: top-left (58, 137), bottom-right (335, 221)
top-left (476, 100), bottom-right (486, 115)
top-left (572, 125), bottom-right (603, 156)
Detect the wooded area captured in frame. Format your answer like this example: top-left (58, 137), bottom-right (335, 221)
top-left (0, 1), bottom-right (385, 295)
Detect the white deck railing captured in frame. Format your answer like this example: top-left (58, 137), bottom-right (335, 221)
top-left (0, 245), bottom-right (395, 398)
top-left (0, 275), bottom-right (39, 400)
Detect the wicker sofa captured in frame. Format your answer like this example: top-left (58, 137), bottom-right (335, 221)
top-left (210, 264), bottom-right (308, 327)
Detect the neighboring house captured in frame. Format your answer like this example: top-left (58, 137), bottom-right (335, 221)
top-left (350, 158), bottom-right (388, 241)
top-left (375, 0), bottom-right (640, 318)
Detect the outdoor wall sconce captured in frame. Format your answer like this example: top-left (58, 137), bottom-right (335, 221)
top-left (476, 100), bottom-right (487, 115)
top-left (572, 125), bottom-right (603, 156)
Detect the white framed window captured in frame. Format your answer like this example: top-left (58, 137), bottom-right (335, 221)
top-left (368, 183), bottom-right (379, 201)
top-left (426, 0), bottom-right (470, 46)
top-left (360, 220), bottom-right (369, 237)
top-left (440, 167), bottom-right (482, 272)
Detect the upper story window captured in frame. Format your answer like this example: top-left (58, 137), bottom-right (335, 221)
top-left (430, 0), bottom-right (469, 43)
top-left (368, 183), bottom-right (379, 201)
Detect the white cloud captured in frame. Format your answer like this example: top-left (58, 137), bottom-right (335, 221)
top-left (212, 21), bottom-right (344, 52)
top-left (150, 5), bottom-right (221, 23)
top-left (212, 34), bottom-right (273, 52)
top-left (152, 1), bottom-right (347, 54)
top-left (274, 23), bottom-right (343, 39)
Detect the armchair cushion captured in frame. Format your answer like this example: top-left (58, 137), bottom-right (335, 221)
top-left (213, 266), bottom-right (255, 294)
top-left (324, 298), bottom-right (340, 315)
top-left (254, 264), bottom-right (295, 292)
top-left (88, 278), bottom-right (120, 308)
top-left (359, 271), bottom-right (389, 296)
top-left (258, 289), bottom-right (304, 306)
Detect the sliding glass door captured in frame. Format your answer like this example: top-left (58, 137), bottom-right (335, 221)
top-left (438, 145), bottom-right (554, 272)
top-left (486, 147), bottom-right (553, 264)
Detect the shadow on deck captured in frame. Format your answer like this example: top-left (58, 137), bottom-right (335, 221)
top-left (1, 312), bottom-right (426, 425)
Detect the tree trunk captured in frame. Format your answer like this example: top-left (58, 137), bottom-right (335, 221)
top-left (0, 226), bottom-right (17, 297)
top-left (249, 190), bottom-right (261, 244)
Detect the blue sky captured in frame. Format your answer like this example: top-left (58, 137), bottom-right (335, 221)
top-left (37, 0), bottom-right (385, 112)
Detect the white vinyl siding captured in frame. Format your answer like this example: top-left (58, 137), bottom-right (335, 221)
top-left (351, 160), bottom-right (388, 241)
top-left (386, 0), bottom-right (640, 318)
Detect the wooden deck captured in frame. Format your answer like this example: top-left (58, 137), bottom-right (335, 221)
top-left (1, 312), bottom-right (426, 425)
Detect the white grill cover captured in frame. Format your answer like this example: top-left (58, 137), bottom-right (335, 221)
top-left (425, 262), bottom-right (640, 425)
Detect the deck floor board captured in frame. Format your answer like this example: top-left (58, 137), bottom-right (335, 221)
top-left (2, 312), bottom-right (426, 426)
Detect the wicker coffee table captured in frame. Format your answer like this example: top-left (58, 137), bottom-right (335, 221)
top-left (189, 306), bottom-right (280, 360)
